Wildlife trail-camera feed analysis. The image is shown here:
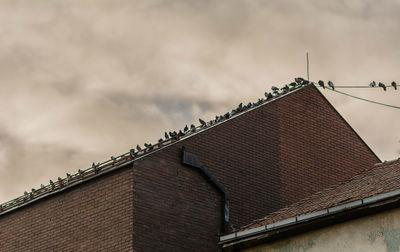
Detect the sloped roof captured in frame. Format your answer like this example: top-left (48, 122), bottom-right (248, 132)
top-left (0, 79), bottom-right (312, 215)
top-left (239, 157), bottom-right (400, 231)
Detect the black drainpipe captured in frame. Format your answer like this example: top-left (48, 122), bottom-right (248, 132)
top-left (180, 146), bottom-right (230, 233)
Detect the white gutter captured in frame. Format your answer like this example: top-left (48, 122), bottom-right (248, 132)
top-left (220, 188), bottom-right (400, 243)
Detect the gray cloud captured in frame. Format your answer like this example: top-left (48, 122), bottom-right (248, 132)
top-left (0, 0), bottom-right (399, 203)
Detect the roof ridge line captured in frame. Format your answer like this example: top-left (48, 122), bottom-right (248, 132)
top-left (0, 79), bottom-right (312, 215)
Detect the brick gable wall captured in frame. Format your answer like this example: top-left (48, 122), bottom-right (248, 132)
top-left (0, 85), bottom-right (380, 252)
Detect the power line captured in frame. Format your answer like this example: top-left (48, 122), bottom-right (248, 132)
top-left (323, 86), bottom-right (400, 110)
top-left (318, 85), bottom-right (398, 89)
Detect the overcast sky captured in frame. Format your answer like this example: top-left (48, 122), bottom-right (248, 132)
top-left (0, 0), bottom-right (399, 203)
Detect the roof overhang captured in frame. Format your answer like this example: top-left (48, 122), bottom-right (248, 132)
top-left (220, 189), bottom-right (400, 251)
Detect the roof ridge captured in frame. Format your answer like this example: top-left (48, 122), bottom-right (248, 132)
top-left (0, 78), bottom-right (315, 215)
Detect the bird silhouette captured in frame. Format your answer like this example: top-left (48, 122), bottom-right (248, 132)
top-left (392, 82), bottom-right (397, 90)
top-left (164, 132), bottom-right (169, 139)
top-left (328, 81), bottom-right (334, 90)
top-left (184, 125), bottom-right (188, 132)
top-left (295, 77), bottom-right (304, 84)
top-left (178, 130), bottom-right (185, 137)
top-left (224, 112), bottom-right (230, 119)
top-left (369, 81), bottom-right (376, 87)
top-left (281, 85), bottom-right (289, 93)
top-left (136, 144), bottom-right (142, 152)
top-left (289, 82), bottom-right (297, 88)
top-left (378, 82), bottom-right (387, 91)
top-left (199, 118), bottom-right (206, 126)
top-left (271, 86), bottom-right (279, 91)
top-left (41, 184), bottom-right (45, 188)
top-left (318, 80), bottom-right (325, 89)
top-left (190, 124), bottom-right (196, 131)
top-left (24, 191), bottom-right (28, 195)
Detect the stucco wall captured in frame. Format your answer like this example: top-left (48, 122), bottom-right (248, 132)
top-left (243, 208), bottom-right (400, 252)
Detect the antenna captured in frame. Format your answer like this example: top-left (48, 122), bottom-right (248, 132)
top-left (306, 52), bottom-right (309, 81)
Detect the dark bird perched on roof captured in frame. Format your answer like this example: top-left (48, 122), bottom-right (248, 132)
top-left (328, 81), bottom-right (334, 90)
top-left (369, 81), bottom-right (376, 87)
top-left (281, 85), bottom-right (289, 93)
top-left (392, 81), bottom-right (397, 90)
top-left (199, 118), bottom-right (206, 126)
top-left (237, 103), bottom-right (243, 112)
top-left (184, 125), bottom-right (188, 132)
top-left (78, 169), bottom-right (84, 175)
top-left (24, 191), bottom-right (28, 196)
top-left (49, 180), bottom-right (54, 185)
top-left (164, 132), bottom-right (169, 139)
top-left (158, 138), bottom-right (163, 148)
top-left (178, 130), bottom-right (185, 137)
top-left (271, 86), bottom-right (279, 91)
top-left (31, 188), bottom-right (36, 192)
top-left (66, 173), bottom-right (71, 178)
top-left (110, 156), bottom-right (116, 161)
top-left (303, 80), bottom-right (310, 85)
top-left (92, 162), bottom-right (96, 168)
top-left (265, 92), bottom-right (273, 100)
top-left (295, 77), bottom-right (304, 84)
top-left (158, 138), bottom-right (163, 143)
top-left (136, 144), bottom-right (142, 152)
top-left (289, 82), bottom-right (297, 88)
top-left (58, 177), bottom-right (62, 181)
top-left (378, 82), bottom-right (387, 91)
top-left (318, 80), bottom-right (325, 89)
top-left (41, 184), bottom-right (45, 188)
top-left (190, 124), bottom-right (196, 131)
top-left (224, 112), bottom-right (230, 119)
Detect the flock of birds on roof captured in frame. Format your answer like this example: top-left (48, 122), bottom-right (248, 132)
top-left (14, 77), bottom-right (398, 203)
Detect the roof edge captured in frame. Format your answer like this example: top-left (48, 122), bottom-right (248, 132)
top-left (220, 187), bottom-right (400, 247)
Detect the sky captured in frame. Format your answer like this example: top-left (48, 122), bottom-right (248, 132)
top-left (0, 0), bottom-right (399, 204)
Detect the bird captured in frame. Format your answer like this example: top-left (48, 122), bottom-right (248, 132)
top-left (289, 82), bottom-right (297, 88)
top-left (328, 81), bottom-right (334, 90)
top-left (392, 81), bottom-right (397, 90)
top-left (49, 180), bottom-right (54, 184)
top-left (369, 81), bottom-right (376, 87)
top-left (58, 177), bottom-right (62, 181)
top-left (31, 188), bottom-right (36, 192)
top-left (303, 80), bottom-right (310, 85)
top-left (318, 80), bottom-right (325, 89)
top-left (190, 124), bottom-right (196, 131)
top-left (92, 162), bottom-right (97, 168)
top-left (271, 86), bottom-right (279, 91)
top-left (281, 85), bottom-right (289, 93)
top-left (24, 191), bottom-right (28, 196)
top-left (78, 169), bottom-right (84, 174)
top-left (184, 125), bottom-right (188, 132)
top-left (136, 144), bottom-right (142, 152)
top-left (110, 156), bottom-right (116, 161)
top-left (164, 132), bottom-right (169, 139)
top-left (237, 103), bottom-right (243, 112)
top-left (295, 77), bottom-right (304, 84)
top-left (199, 118), bottom-right (206, 126)
top-left (66, 173), bottom-right (71, 178)
top-left (224, 112), bottom-right (230, 119)
top-left (40, 184), bottom-right (45, 189)
top-left (158, 138), bottom-right (163, 143)
top-left (178, 130), bottom-right (185, 137)
top-left (231, 223), bottom-right (239, 230)
top-left (378, 82), bottom-right (387, 91)
top-left (265, 92), bottom-right (273, 100)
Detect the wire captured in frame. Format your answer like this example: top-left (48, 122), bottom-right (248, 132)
top-left (317, 85), bottom-right (399, 89)
top-left (323, 87), bottom-right (400, 110)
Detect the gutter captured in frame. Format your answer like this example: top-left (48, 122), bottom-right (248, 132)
top-left (220, 188), bottom-right (400, 249)
top-left (181, 147), bottom-right (230, 232)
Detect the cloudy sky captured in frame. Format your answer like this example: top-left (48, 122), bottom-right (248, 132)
top-left (0, 0), bottom-right (399, 203)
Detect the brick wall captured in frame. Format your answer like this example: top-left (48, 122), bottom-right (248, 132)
top-left (0, 167), bottom-right (134, 251)
top-left (0, 85), bottom-right (380, 252)
top-left (131, 85), bottom-right (379, 251)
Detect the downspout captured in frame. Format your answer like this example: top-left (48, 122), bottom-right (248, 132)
top-left (180, 146), bottom-right (230, 233)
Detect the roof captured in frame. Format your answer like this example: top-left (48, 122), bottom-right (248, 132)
top-left (0, 78), bottom-right (313, 216)
top-left (237, 157), bottom-right (400, 232)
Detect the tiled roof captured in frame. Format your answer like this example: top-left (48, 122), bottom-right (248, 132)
top-left (0, 78), bottom-right (313, 215)
top-left (239, 158), bottom-right (400, 231)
